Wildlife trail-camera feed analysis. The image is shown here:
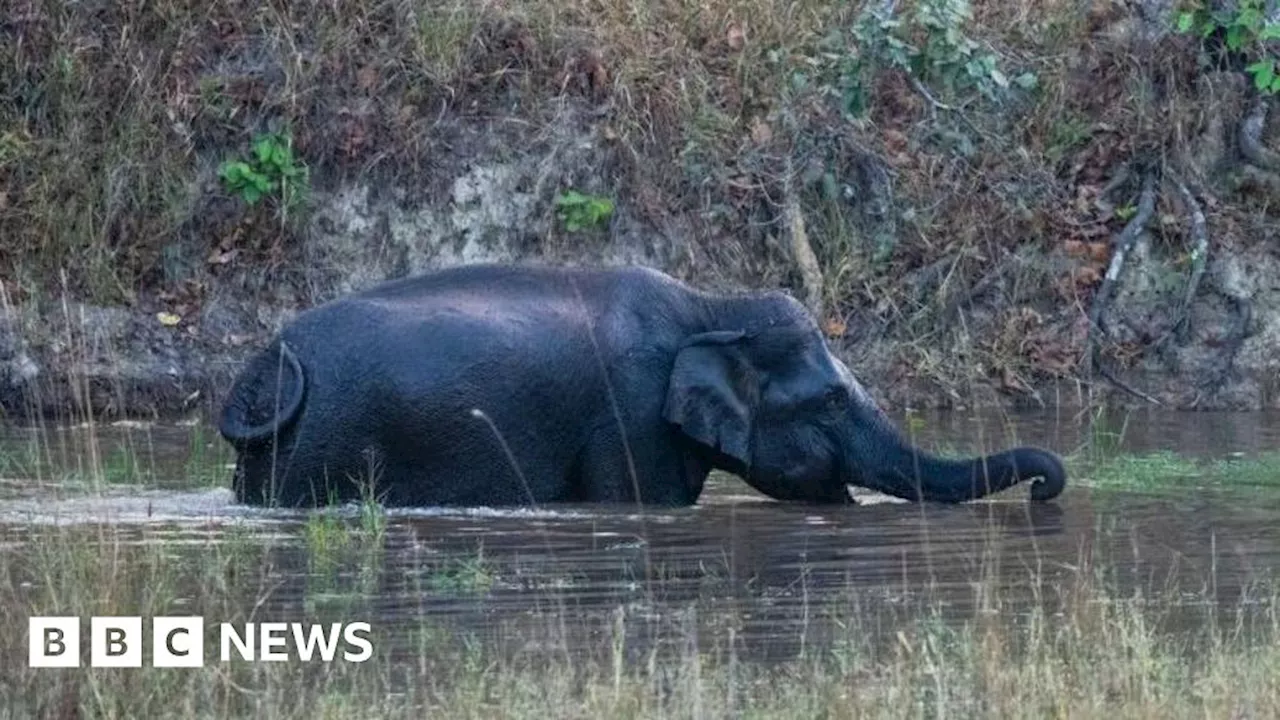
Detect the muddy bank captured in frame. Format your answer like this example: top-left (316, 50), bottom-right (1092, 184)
top-left (3, 179), bottom-right (1279, 422)
top-left (5, 1), bottom-right (1280, 421)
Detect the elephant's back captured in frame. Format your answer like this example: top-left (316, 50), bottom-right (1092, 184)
top-left (271, 262), bottom-right (693, 435)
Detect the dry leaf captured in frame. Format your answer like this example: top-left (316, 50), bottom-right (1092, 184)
top-left (1000, 367), bottom-right (1033, 394)
top-left (582, 50), bottom-right (608, 91)
top-left (357, 65), bottom-right (378, 92)
top-left (823, 317), bottom-right (847, 338)
top-left (207, 248), bottom-right (239, 265)
top-left (882, 129), bottom-right (908, 153)
top-left (1074, 266), bottom-right (1102, 286)
top-left (750, 117), bottom-right (773, 145)
top-left (1085, 242), bottom-right (1109, 262)
top-left (156, 312), bottom-right (181, 327)
top-left (726, 23), bottom-right (745, 51)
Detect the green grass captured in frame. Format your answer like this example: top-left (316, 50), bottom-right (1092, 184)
top-left (426, 550), bottom-right (498, 595)
top-left (182, 421), bottom-right (237, 489)
top-left (0, 420), bottom-right (233, 493)
top-left (1074, 450), bottom-right (1280, 491)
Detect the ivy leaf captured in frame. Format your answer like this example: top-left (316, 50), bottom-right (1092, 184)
top-left (1248, 60), bottom-right (1276, 91)
top-left (254, 138), bottom-right (274, 165)
top-left (1226, 25), bottom-right (1243, 50)
top-left (1239, 6), bottom-right (1262, 30)
top-left (218, 161), bottom-right (249, 184)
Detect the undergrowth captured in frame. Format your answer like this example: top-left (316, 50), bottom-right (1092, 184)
top-left (0, 0), bottom-right (1276, 406)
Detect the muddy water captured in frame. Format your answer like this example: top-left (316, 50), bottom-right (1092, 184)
top-left (2, 408), bottom-right (1280, 664)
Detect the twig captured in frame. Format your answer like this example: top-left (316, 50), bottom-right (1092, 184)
top-left (910, 76), bottom-right (956, 118)
top-left (906, 251), bottom-right (961, 306)
top-left (782, 157), bottom-right (826, 319)
top-left (1094, 164), bottom-right (1131, 214)
top-left (1096, 361), bottom-right (1163, 405)
top-left (1083, 171), bottom-right (1157, 376)
top-left (1173, 180), bottom-right (1209, 342)
top-left (1239, 97), bottom-right (1280, 171)
top-left (942, 251), bottom-right (1014, 322)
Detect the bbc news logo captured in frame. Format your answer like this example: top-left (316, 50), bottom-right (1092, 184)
top-left (29, 617), bottom-right (373, 668)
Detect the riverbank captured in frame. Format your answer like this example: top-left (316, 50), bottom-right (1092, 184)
top-left (4, 0), bottom-right (1280, 421)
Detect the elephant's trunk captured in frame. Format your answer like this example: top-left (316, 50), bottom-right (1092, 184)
top-left (865, 447), bottom-right (1065, 503)
top-left (850, 413), bottom-right (1066, 503)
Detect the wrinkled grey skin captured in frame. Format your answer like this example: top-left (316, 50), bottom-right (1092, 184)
top-left (219, 264), bottom-right (1066, 508)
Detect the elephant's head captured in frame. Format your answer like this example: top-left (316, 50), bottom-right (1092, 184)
top-left (662, 298), bottom-right (1065, 504)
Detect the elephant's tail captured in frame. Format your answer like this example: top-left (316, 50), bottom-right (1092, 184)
top-left (219, 340), bottom-right (306, 446)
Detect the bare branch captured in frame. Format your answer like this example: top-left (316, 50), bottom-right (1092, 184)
top-left (1240, 97), bottom-right (1280, 171)
top-left (1083, 171), bottom-right (1158, 375)
top-left (1173, 180), bottom-right (1209, 342)
top-left (782, 157), bottom-right (825, 319)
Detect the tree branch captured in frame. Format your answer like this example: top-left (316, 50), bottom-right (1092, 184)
top-left (1083, 171), bottom-right (1158, 376)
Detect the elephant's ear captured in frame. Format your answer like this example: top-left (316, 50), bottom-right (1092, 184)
top-left (663, 330), bottom-right (756, 466)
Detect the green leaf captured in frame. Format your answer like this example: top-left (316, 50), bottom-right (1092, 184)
top-left (1226, 26), bottom-right (1243, 50)
top-left (254, 139), bottom-right (273, 165)
top-left (1271, 75), bottom-right (1280, 94)
top-left (1014, 72), bottom-right (1039, 90)
top-left (1260, 24), bottom-right (1280, 40)
top-left (242, 186), bottom-right (263, 205)
top-left (555, 191), bottom-right (583, 207)
top-left (1176, 12), bottom-right (1195, 32)
top-left (219, 161), bottom-right (247, 182)
top-left (1248, 60), bottom-right (1276, 91)
top-left (1239, 7), bottom-right (1261, 30)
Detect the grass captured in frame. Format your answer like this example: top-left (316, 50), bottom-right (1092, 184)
top-left (1053, 405), bottom-right (1280, 492)
top-left (0, 419), bottom-right (233, 493)
top-left (1078, 450), bottom-right (1280, 491)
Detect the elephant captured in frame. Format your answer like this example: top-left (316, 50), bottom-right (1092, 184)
top-left (218, 264), bottom-right (1066, 508)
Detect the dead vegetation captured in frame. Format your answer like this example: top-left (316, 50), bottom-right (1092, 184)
top-left (3, 0), bottom-right (1280, 412)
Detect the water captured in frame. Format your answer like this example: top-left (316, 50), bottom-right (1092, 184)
top-left (2, 408), bottom-right (1280, 665)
